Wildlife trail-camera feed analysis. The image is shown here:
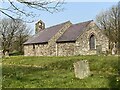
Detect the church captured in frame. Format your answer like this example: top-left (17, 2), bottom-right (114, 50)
top-left (24, 20), bottom-right (109, 56)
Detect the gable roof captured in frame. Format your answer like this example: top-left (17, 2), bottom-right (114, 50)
top-left (57, 20), bottom-right (93, 42)
top-left (24, 21), bottom-right (70, 45)
top-left (24, 20), bottom-right (93, 45)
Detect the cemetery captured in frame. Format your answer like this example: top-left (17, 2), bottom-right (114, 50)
top-left (2, 55), bottom-right (119, 88)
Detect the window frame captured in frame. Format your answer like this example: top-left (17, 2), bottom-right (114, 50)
top-left (89, 34), bottom-right (96, 50)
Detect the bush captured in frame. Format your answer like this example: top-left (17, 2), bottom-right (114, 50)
top-left (9, 51), bottom-right (24, 56)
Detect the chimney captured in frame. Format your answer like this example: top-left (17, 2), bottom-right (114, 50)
top-left (35, 20), bottom-right (45, 34)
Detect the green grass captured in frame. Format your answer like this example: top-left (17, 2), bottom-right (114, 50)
top-left (2, 55), bottom-right (120, 88)
top-left (0, 58), bottom-right (2, 89)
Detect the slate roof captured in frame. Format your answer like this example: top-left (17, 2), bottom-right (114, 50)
top-left (24, 20), bottom-right (93, 45)
top-left (24, 21), bottom-right (70, 45)
top-left (57, 20), bottom-right (93, 42)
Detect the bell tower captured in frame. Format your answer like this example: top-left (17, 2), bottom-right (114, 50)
top-left (35, 20), bottom-right (45, 34)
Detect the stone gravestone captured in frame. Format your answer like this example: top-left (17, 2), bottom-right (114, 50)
top-left (96, 45), bottom-right (102, 55)
top-left (112, 43), bottom-right (117, 55)
top-left (5, 51), bottom-right (9, 57)
top-left (73, 60), bottom-right (91, 79)
top-left (0, 50), bottom-right (2, 58)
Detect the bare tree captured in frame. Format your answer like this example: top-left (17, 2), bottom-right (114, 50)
top-left (96, 4), bottom-right (119, 54)
top-left (0, 18), bottom-right (31, 55)
top-left (118, 2), bottom-right (120, 54)
top-left (0, 0), bottom-right (64, 56)
top-left (0, 0), bottom-right (64, 22)
top-left (13, 22), bottom-right (31, 54)
top-left (0, 18), bottom-right (17, 55)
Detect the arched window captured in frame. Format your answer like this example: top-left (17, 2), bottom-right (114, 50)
top-left (89, 35), bottom-right (95, 50)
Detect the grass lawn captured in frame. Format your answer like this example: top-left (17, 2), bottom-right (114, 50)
top-left (2, 55), bottom-right (120, 88)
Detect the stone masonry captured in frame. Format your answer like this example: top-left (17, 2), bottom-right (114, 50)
top-left (74, 22), bottom-right (109, 55)
top-left (24, 21), bottom-right (72, 56)
top-left (24, 20), bottom-right (109, 56)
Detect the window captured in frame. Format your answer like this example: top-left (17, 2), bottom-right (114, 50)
top-left (89, 35), bottom-right (95, 50)
top-left (33, 44), bottom-right (35, 49)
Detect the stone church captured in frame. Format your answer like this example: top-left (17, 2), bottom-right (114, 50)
top-left (24, 20), bottom-right (109, 56)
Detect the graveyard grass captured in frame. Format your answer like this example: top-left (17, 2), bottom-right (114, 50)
top-left (2, 55), bottom-right (120, 88)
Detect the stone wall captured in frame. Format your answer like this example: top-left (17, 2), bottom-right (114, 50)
top-left (47, 21), bottom-right (72, 56)
top-left (24, 44), bottom-right (48, 56)
top-left (35, 44), bottom-right (48, 56)
top-left (57, 42), bottom-right (75, 56)
top-left (24, 21), bottom-right (72, 56)
top-left (75, 22), bottom-right (109, 55)
top-left (24, 45), bottom-right (34, 56)
top-left (24, 21), bottom-right (109, 56)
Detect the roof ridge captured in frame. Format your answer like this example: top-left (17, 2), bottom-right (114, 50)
top-left (34, 21), bottom-right (71, 35)
top-left (73, 20), bottom-right (93, 25)
top-left (44, 21), bottom-right (71, 30)
top-left (57, 20), bottom-right (94, 43)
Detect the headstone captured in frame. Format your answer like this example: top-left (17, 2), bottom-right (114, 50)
top-left (96, 45), bottom-right (102, 54)
top-left (73, 60), bottom-right (91, 79)
top-left (0, 50), bottom-right (2, 58)
top-left (4, 51), bottom-right (9, 57)
top-left (112, 43), bottom-right (117, 55)
top-left (112, 48), bottom-right (116, 55)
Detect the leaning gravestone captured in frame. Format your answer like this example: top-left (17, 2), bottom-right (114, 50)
top-left (73, 60), bottom-right (91, 79)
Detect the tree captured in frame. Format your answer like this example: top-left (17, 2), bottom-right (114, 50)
top-left (13, 22), bottom-right (31, 54)
top-left (96, 4), bottom-right (119, 54)
top-left (0, 0), bottom-right (64, 22)
top-left (118, 1), bottom-right (120, 54)
top-left (0, 18), bottom-right (31, 55)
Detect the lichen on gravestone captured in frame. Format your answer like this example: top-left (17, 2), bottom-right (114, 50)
top-left (73, 60), bottom-right (91, 79)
